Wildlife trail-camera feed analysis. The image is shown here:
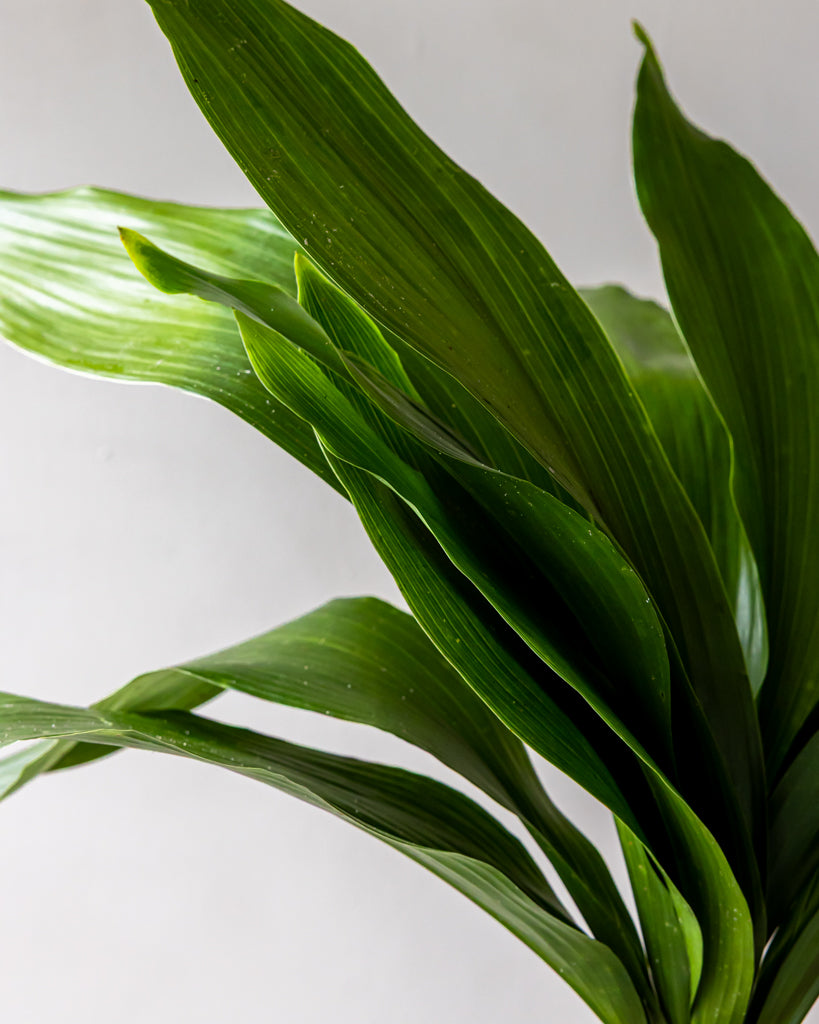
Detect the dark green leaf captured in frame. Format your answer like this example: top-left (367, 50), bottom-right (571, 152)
top-left (239, 309), bottom-right (673, 773)
top-left (581, 285), bottom-right (766, 692)
top-left (632, 28), bottom-right (819, 774)
top-left (328, 457), bottom-right (754, 1024)
top-left (617, 819), bottom-right (700, 1024)
top-left (295, 263), bottom-right (672, 765)
top-left (751, 869), bottom-right (819, 1024)
top-left (767, 731), bottom-right (819, 927)
top-left (233, 302), bottom-right (750, 1019)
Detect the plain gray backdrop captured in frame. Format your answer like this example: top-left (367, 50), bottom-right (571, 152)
top-left (1, 1), bottom-right (817, 1022)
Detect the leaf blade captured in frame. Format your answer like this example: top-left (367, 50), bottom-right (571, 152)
top-left (632, 29), bottom-right (819, 774)
top-left (0, 692), bottom-right (648, 1024)
top-left (146, 0), bottom-right (765, 879)
top-left (0, 187), bottom-right (339, 492)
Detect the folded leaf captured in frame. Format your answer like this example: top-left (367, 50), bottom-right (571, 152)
top-left (239, 310), bottom-right (674, 774)
top-left (0, 693), bottom-right (648, 1024)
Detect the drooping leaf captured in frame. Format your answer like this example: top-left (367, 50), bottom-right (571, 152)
top-left (0, 187), bottom-right (339, 492)
top-left (0, 693), bottom-right (648, 1024)
top-left (146, 0), bottom-right (765, 874)
top-left (0, 591), bottom-right (653, 992)
top-left (120, 597), bottom-right (577, 840)
top-left (632, 27), bottom-right (819, 774)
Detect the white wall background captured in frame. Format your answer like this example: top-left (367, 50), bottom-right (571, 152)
top-left (0, 1), bottom-right (817, 1021)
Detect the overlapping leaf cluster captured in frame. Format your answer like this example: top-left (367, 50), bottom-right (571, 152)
top-left (0, 4), bottom-right (817, 1022)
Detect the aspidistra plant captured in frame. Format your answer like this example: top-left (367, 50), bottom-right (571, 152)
top-left (0, 4), bottom-right (817, 1022)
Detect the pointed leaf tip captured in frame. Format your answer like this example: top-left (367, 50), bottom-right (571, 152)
top-left (632, 22), bottom-right (663, 77)
top-left (631, 20), bottom-right (651, 49)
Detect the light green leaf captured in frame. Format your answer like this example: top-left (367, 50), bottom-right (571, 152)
top-left (0, 187), bottom-right (339, 492)
top-left (119, 226), bottom-right (345, 372)
top-left (632, 27), bottom-right (819, 775)
top-left (0, 593), bottom-right (654, 990)
top-left (0, 693), bottom-right (648, 1024)
top-left (668, 879), bottom-right (704, 1010)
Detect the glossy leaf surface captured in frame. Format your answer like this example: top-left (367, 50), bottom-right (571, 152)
top-left (0, 693), bottom-right (648, 1024)
top-left (327, 459), bottom-right (754, 1024)
top-left (581, 285), bottom-right (766, 692)
top-left (618, 820), bottom-right (699, 1024)
top-left (146, 0), bottom-right (765, 873)
top-left (633, 28), bottom-right (819, 773)
top-left (0, 187), bottom-right (339, 492)
top-left (235, 307), bottom-right (754, 1023)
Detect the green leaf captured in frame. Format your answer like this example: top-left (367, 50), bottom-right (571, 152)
top-left (122, 233), bottom-right (673, 782)
top-left (617, 819), bottom-right (700, 1023)
top-left (240, 276), bottom-right (762, 922)
top-left (632, 28), bottom-right (819, 774)
top-left (232, 299), bottom-right (750, 1019)
top-left (0, 654), bottom-right (222, 800)
top-left (767, 731), bottom-right (819, 927)
top-left (751, 870), bottom-right (819, 1024)
top-left (119, 226), bottom-right (345, 373)
top-left (146, 0), bottom-right (765, 877)
top-left (112, 597), bottom-right (569, 836)
top-left (0, 693), bottom-right (648, 1024)
top-left (0, 592), bottom-right (654, 992)
top-left (149, 595), bottom-right (656, 978)
top-left (668, 881), bottom-right (705, 1013)
top-left (329, 457), bottom-right (754, 1024)
top-left (296, 261), bottom-right (673, 756)
top-left (0, 186), bottom-right (340, 493)
top-left (238, 309), bottom-right (672, 772)
top-left (580, 285), bottom-right (767, 692)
